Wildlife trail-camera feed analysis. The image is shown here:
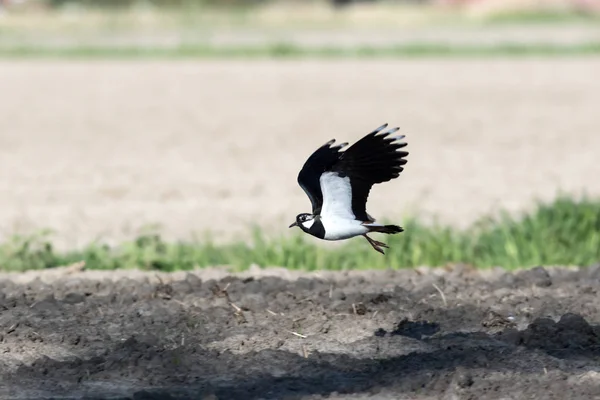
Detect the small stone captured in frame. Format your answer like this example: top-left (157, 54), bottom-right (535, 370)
top-left (482, 310), bottom-right (516, 329)
top-left (62, 292), bottom-right (86, 304)
top-left (352, 303), bottom-right (367, 315)
top-left (455, 368), bottom-right (474, 388)
top-left (370, 294), bottom-right (391, 304)
top-left (516, 266), bottom-right (552, 287)
top-left (31, 295), bottom-right (59, 312)
top-left (391, 319), bottom-right (440, 340)
top-left (374, 328), bottom-right (387, 337)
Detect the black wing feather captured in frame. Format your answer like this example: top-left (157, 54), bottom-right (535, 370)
top-left (332, 123), bottom-right (409, 222)
top-left (297, 139), bottom-right (348, 215)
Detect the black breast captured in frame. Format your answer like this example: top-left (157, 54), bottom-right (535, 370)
top-left (307, 219), bottom-right (326, 239)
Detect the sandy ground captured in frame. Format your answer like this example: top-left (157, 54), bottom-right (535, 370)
top-left (0, 265), bottom-right (599, 399)
top-left (1, 59), bottom-right (600, 247)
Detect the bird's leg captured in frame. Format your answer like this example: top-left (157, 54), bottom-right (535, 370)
top-left (363, 234), bottom-right (387, 255)
top-left (365, 234), bottom-right (389, 248)
top-left (373, 239), bottom-right (389, 248)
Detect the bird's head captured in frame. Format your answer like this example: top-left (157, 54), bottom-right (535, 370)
top-left (289, 213), bottom-right (315, 231)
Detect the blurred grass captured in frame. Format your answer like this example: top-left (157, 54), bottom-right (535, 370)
top-left (3, 42), bottom-right (600, 58)
top-left (2, 2), bottom-right (600, 59)
top-left (485, 9), bottom-right (600, 25)
top-left (0, 196), bottom-right (599, 272)
top-left (3, 2), bottom-right (599, 30)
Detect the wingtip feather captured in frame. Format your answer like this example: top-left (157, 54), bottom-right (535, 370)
top-left (372, 123), bottom-right (388, 135)
top-left (384, 127), bottom-right (400, 135)
top-left (325, 140), bottom-right (350, 152)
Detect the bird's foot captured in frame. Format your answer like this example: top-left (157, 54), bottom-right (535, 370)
top-left (372, 239), bottom-right (389, 248)
top-left (363, 234), bottom-right (388, 255)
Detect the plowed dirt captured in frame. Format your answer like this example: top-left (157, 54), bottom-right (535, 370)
top-left (1, 265), bottom-right (599, 399)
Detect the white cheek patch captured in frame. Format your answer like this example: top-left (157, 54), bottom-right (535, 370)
top-left (302, 219), bottom-right (315, 229)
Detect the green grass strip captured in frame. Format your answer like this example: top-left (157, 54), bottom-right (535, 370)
top-left (0, 196), bottom-right (599, 272)
top-left (2, 42), bottom-right (600, 59)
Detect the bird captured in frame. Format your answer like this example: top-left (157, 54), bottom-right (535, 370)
top-left (289, 123), bottom-right (409, 254)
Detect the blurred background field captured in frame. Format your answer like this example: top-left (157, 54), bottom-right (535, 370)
top-left (1, 0), bottom-right (600, 56)
top-left (0, 0), bottom-right (599, 271)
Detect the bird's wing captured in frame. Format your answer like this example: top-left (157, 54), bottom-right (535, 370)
top-left (331, 123), bottom-right (408, 222)
top-left (297, 139), bottom-right (348, 215)
top-left (318, 171), bottom-right (356, 221)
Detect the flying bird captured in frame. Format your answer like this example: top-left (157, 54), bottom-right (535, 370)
top-left (289, 123), bottom-right (409, 254)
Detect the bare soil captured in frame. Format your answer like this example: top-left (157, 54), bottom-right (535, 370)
top-left (0, 265), bottom-right (599, 399)
top-left (1, 60), bottom-right (600, 248)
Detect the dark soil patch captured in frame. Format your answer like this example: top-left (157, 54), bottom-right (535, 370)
top-left (1, 265), bottom-right (600, 399)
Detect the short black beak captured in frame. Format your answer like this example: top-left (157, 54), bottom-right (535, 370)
top-left (289, 221), bottom-right (298, 228)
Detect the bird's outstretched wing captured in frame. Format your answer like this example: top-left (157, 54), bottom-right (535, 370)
top-left (297, 139), bottom-right (348, 215)
top-left (331, 123), bottom-right (408, 222)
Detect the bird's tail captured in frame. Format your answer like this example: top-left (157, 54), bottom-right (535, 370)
top-left (365, 224), bottom-right (404, 235)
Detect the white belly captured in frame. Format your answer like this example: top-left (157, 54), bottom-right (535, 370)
top-left (321, 216), bottom-right (369, 241)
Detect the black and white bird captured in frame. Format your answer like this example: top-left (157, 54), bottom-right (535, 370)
top-left (289, 123), bottom-right (409, 254)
